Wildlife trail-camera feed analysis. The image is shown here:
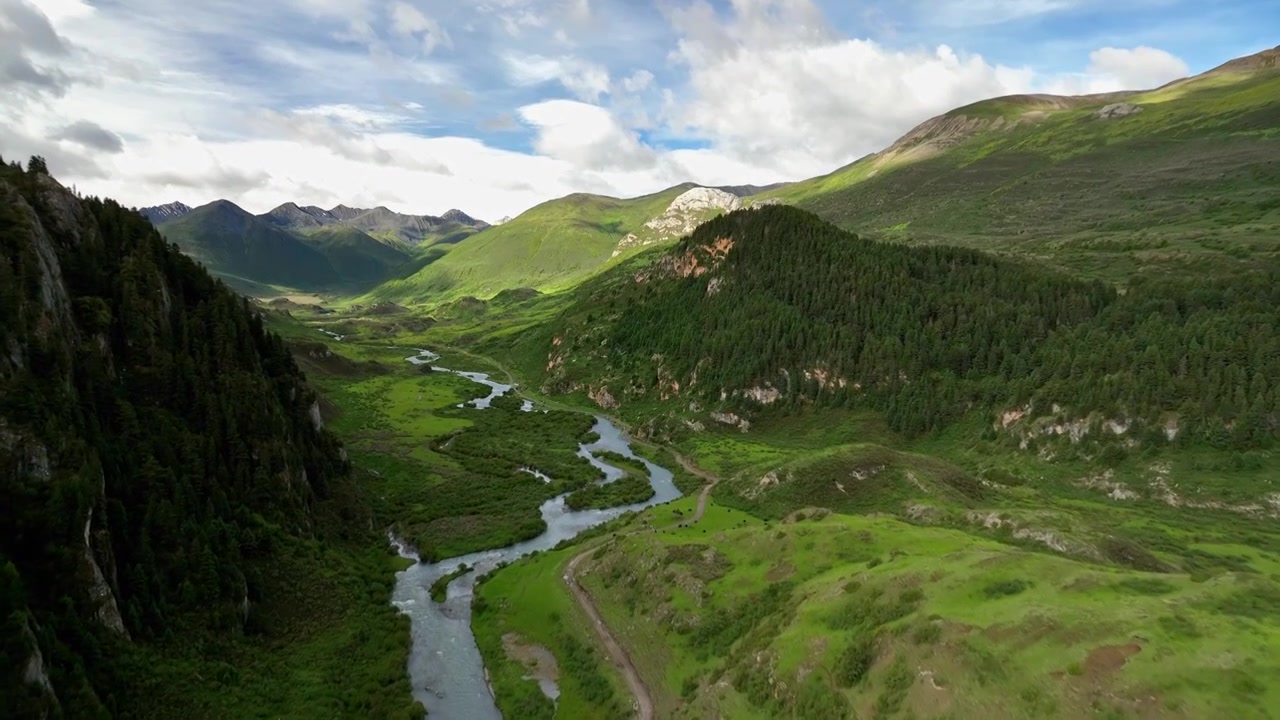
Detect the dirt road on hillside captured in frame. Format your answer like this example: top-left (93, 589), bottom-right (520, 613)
top-left (564, 452), bottom-right (720, 719)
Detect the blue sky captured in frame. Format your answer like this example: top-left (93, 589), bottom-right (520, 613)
top-left (3, 0), bottom-right (1275, 220)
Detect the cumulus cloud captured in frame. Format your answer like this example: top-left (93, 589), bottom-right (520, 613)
top-left (54, 120), bottom-right (124, 153)
top-left (1086, 46), bottom-right (1190, 89)
top-left (662, 0), bottom-right (1041, 178)
top-left (143, 165), bottom-right (272, 196)
top-left (518, 99), bottom-right (656, 171)
top-left (620, 70), bottom-right (654, 93)
top-left (253, 108), bottom-right (453, 174)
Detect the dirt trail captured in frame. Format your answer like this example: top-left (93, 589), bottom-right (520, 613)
top-left (564, 452), bottom-right (720, 719)
top-left (564, 548), bottom-right (653, 720)
top-left (674, 452), bottom-right (720, 526)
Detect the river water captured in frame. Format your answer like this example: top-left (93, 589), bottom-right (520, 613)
top-left (391, 349), bottom-right (682, 718)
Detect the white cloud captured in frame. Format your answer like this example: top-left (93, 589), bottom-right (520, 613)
top-left (662, 0), bottom-right (1041, 178)
top-left (503, 52), bottom-right (611, 101)
top-left (518, 99), bottom-right (656, 171)
top-left (1087, 46), bottom-right (1189, 89)
top-left (292, 103), bottom-right (413, 130)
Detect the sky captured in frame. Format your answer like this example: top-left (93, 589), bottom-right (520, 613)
top-left (3, 0), bottom-right (1275, 222)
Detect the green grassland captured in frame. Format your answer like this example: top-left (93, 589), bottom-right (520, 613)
top-left (300, 342), bottom-right (606, 560)
top-left (472, 546), bottom-right (635, 720)
top-left (581, 508), bottom-right (1280, 720)
top-left (478, 481), bottom-right (1280, 720)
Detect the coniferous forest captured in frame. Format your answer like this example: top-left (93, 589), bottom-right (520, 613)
top-left (0, 158), bottom-right (383, 717)
top-left (545, 205), bottom-right (1278, 447)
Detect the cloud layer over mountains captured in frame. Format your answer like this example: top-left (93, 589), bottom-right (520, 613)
top-left (1, 0), bottom-right (1254, 220)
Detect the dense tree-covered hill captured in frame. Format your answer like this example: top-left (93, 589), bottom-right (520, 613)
top-left (534, 205), bottom-right (1278, 447)
top-left (0, 158), bottom-right (412, 718)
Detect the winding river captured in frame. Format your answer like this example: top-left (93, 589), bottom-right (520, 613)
top-left (392, 349), bottom-right (682, 718)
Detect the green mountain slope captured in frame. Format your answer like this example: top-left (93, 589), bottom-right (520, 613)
top-left (0, 158), bottom-right (419, 718)
top-left (527, 205), bottom-right (1277, 446)
top-left (160, 200), bottom-right (338, 288)
top-left (366, 184), bottom-right (697, 304)
top-left (758, 47), bottom-right (1280, 281)
top-left (300, 225), bottom-right (411, 286)
top-left (156, 201), bottom-right (410, 294)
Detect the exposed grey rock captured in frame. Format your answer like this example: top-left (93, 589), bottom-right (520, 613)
top-left (309, 399), bottom-right (324, 431)
top-left (1095, 103), bottom-right (1143, 119)
top-left (82, 508), bottom-right (129, 638)
top-left (139, 201), bottom-right (192, 223)
top-left (613, 187), bottom-right (742, 257)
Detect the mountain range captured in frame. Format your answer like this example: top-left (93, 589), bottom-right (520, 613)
top-left (138, 199), bottom-right (489, 294)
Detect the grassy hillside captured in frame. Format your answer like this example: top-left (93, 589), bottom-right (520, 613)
top-left (758, 54), bottom-right (1280, 282)
top-left (300, 225), bottom-right (411, 286)
top-left (470, 392), bottom-right (1280, 720)
top-left (365, 184), bottom-right (694, 304)
top-left (487, 499), bottom-right (1280, 720)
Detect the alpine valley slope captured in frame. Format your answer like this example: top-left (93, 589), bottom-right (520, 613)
top-left (757, 44), bottom-right (1280, 282)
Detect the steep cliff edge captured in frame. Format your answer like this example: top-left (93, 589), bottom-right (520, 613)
top-left (0, 157), bottom-right (358, 718)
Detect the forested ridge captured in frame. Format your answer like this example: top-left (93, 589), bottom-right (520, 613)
top-left (542, 205), bottom-right (1278, 447)
top-left (0, 158), bottom-right (379, 717)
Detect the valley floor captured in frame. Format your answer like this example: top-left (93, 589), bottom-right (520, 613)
top-left (263, 306), bottom-right (1280, 720)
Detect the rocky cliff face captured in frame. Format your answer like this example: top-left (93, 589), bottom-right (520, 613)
top-left (613, 187), bottom-right (742, 257)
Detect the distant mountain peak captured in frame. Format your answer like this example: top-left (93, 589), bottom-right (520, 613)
top-left (262, 201), bottom-right (335, 228)
top-left (139, 201), bottom-right (192, 224)
top-left (328, 204), bottom-right (365, 221)
top-left (206, 199), bottom-right (252, 216)
top-left (442, 208), bottom-right (485, 226)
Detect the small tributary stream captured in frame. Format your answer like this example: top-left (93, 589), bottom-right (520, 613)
top-left (391, 349), bottom-right (682, 718)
